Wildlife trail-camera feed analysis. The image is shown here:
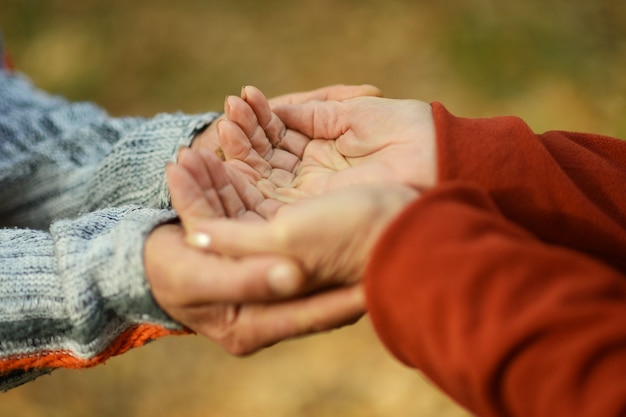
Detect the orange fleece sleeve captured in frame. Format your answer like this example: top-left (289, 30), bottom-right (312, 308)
top-left (433, 102), bottom-right (626, 272)
top-left (365, 183), bottom-right (626, 417)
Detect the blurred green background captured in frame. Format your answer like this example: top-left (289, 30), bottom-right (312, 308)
top-left (1, 0), bottom-right (625, 416)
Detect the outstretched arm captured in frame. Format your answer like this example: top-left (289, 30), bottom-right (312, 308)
top-left (365, 182), bottom-right (626, 417)
top-left (0, 69), bottom-right (218, 390)
top-left (0, 206), bottom-right (179, 391)
top-left (219, 86), bottom-right (626, 273)
top-left (431, 103), bottom-right (626, 272)
top-left (172, 145), bottom-right (626, 417)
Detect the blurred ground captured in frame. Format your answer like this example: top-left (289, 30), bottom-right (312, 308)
top-left (1, 0), bottom-right (625, 416)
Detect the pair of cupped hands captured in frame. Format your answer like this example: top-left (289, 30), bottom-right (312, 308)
top-left (145, 84), bottom-right (437, 355)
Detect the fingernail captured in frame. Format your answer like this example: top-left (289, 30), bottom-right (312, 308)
top-left (186, 231), bottom-right (211, 248)
top-left (241, 85), bottom-right (248, 100)
top-left (224, 96), bottom-right (231, 114)
top-left (267, 263), bottom-right (299, 296)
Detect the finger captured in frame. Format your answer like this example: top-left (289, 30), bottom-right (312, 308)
top-left (273, 100), bottom-right (348, 140)
top-left (218, 119), bottom-right (272, 178)
top-left (180, 255), bottom-right (306, 303)
top-left (238, 91), bottom-right (306, 180)
top-left (222, 159), bottom-right (274, 219)
top-left (267, 84), bottom-right (383, 106)
top-left (273, 129), bottom-right (310, 160)
top-left (199, 284), bottom-right (366, 356)
top-left (177, 147), bottom-right (220, 201)
top-left (196, 147), bottom-right (248, 218)
top-left (167, 155), bottom-right (225, 225)
top-left (242, 86), bottom-right (287, 147)
top-left (185, 216), bottom-right (282, 257)
top-left (255, 84), bottom-right (383, 158)
top-left (221, 108), bottom-right (305, 170)
top-left (224, 95), bottom-right (273, 158)
top-left (147, 226), bottom-right (307, 304)
top-left (244, 86), bottom-right (312, 158)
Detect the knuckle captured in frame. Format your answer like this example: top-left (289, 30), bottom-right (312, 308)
top-left (213, 331), bottom-right (257, 357)
top-left (223, 340), bottom-right (255, 357)
top-left (196, 305), bottom-right (259, 356)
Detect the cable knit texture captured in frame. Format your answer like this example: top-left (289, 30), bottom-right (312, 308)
top-left (0, 51), bottom-right (219, 390)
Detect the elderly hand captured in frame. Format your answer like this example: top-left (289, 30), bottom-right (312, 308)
top-left (189, 84), bottom-right (382, 156)
top-left (159, 147), bottom-right (417, 355)
top-left (145, 222), bottom-right (365, 356)
top-left (144, 84), bottom-right (394, 355)
top-left (144, 145), bottom-right (369, 355)
top-left (217, 86), bottom-right (436, 203)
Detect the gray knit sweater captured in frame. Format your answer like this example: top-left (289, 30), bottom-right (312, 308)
top-left (0, 62), bottom-right (219, 390)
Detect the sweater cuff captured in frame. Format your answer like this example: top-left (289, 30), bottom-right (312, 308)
top-left (84, 112), bottom-right (220, 211)
top-left (52, 206), bottom-right (180, 331)
top-left (0, 207), bottom-right (182, 390)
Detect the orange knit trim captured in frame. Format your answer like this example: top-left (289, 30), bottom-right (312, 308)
top-left (0, 324), bottom-right (188, 372)
top-left (2, 50), bottom-right (14, 70)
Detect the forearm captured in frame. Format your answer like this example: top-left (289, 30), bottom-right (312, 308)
top-left (433, 102), bottom-right (626, 271)
top-left (0, 206), bottom-right (183, 390)
top-left (0, 71), bottom-right (139, 228)
top-left (83, 111), bottom-right (218, 212)
top-left (365, 183), bottom-right (626, 417)
top-left (0, 59), bottom-right (226, 390)
top-left (0, 70), bottom-right (219, 229)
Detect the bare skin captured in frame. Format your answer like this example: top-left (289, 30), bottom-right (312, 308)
top-left (147, 85), bottom-right (436, 355)
top-left (163, 145), bottom-right (417, 353)
top-left (144, 85), bottom-right (382, 355)
top-left (218, 86), bottom-right (437, 203)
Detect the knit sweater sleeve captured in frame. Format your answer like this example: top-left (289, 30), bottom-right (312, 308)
top-left (0, 207), bottom-right (178, 391)
top-left (0, 70), bottom-right (219, 389)
top-left (432, 102), bottom-right (626, 272)
top-left (365, 183), bottom-right (626, 417)
top-left (0, 70), bottom-right (218, 228)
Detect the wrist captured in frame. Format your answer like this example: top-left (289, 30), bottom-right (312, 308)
top-left (189, 113), bottom-right (225, 154)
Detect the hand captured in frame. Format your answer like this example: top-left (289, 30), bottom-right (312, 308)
top-left (190, 185), bottom-right (419, 288)
top-left (145, 146), bottom-right (367, 355)
top-left (145, 223), bottom-right (365, 355)
top-left (218, 86), bottom-right (436, 203)
top-left (189, 84), bottom-right (382, 155)
top-left (168, 146), bottom-right (278, 223)
top-left (171, 144), bottom-right (419, 295)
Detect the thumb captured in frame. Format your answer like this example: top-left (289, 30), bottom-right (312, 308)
top-left (268, 84), bottom-right (382, 106)
top-left (186, 219), bottom-right (306, 297)
top-left (166, 162), bottom-right (221, 226)
top-left (185, 218), bottom-right (285, 258)
top-left (273, 100), bottom-right (349, 140)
